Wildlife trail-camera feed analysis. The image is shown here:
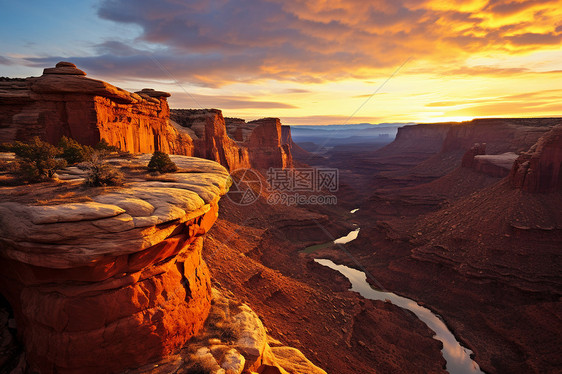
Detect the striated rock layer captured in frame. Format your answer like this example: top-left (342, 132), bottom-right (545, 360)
top-left (510, 124), bottom-right (562, 193)
top-left (461, 143), bottom-right (518, 178)
top-left (0, 62), bottom-right (193, 155)
top-left (1, 62), bottom-right (296, 173)
top-left (0, 155), bottom-right (231, 374)
top-left (172, 110), bottom-right (293, 171)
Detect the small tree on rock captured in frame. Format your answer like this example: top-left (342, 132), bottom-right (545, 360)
top-left (10, 137), bottom-right (67, 182)
top-left (148, 151), bottom-right (177, 173)
top-left (58, 136), bottom-right (93, 165)
top-left (84, 151), bottom-right (124, 187)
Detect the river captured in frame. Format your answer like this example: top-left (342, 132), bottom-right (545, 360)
top-left (313, 224), bottom-right (484, 374)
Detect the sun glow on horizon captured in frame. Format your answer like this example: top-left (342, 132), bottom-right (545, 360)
top-left (1, 0), bottom-right (561, 125)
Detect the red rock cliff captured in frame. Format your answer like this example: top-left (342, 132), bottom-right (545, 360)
top-left (510, 124), bottom-right (562, 193)
top-left (246, 118), bottom-right (293, 170)
top-left (0, 62), bottom-right (193, 155)
top-left (0, 155), bottom-right (231, 374)
top-left (1, 63), bottom-right (296, 173)
top-left (171, 109), bottom-right (251, 171)
top-left (441, 118), bottom-right (558, 154)
top-left (172, 110), bottom-right (293, 171)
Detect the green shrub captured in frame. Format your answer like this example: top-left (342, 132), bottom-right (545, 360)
top-left (95, 139), bottom-right (119, 153)
top-left (10, 137), bottom-right (66, 182)
top-left (148, 151), bottom-right (177, 173)
top-left (58, 136), bottom-right (93, 165)
top-left (0, 142), bottom-right (13, 152)
top-left (85, 152), bottom-right (124, 187)
top-left (186, 363), bottom-right (212, 374)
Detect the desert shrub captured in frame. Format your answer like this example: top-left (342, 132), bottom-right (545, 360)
top-left (186, 362), bottom-right (212, 374)
top-left (148, 151), bottom-right (177, 173)
top-left (58, 136), bottom-right (93, 165)
top-left (0, 142), bottom-right (13, 152)
top-left (10, 137), bottom-right (66, 182)
top-left (84, 152), bottom-right (124, 187)
top-left (94, 139), bottom-right (119, 153)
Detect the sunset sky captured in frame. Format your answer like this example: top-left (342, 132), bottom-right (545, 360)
top-left (1, 0), bottom-right (561, 125)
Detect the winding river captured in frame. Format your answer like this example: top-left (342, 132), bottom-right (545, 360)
top-left (312, 223), bottom-right (484, 374)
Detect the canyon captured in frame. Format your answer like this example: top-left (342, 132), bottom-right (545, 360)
top-left (296, 118), bottom-right (561, 373)
top-left (0, 62), bottom-right (292, 172)
top-left (0, 62), bottom-right (560, 374)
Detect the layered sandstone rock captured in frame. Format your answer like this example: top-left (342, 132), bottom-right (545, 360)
top-left (0, 154), bottom-right (231, 373)
top-left (510, 124), bottom-right (562, 193)
top-left (1, 63), bottom-right (296, 173)
top-left (171, 109), bottom-right (251, 171)
top-left (440, 118), bottom-right (559, 154)
top-left (0, 62), bottom-right (193, 155)
top-left (461, 143), bottom-right (517, 178)
top-left (135, 288), bottom-right (326, 374)
top-left (172, 110), bottom-right (293, 171)
top-left (245, 118), bottom-right (293, 170)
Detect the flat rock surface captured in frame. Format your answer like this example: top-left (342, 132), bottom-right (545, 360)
top-left (0, 154), bottom-right (231, 267)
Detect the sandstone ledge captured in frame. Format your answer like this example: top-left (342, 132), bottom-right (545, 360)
top-left (0, 154), bottom-right (232, 373)
top-left (0, 154), bottom-right (231, 269)
top-left (129, 288), bottom-right (326, 374)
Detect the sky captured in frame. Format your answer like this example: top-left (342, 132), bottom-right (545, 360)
top-left (1, 0), bottom-right (561, 125)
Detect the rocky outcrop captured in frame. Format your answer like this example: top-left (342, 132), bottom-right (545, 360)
top-left (510, 124), bottom-right (562, 193)
top-left (461, 143), bottom-right (487, 168)
top-left (137, 288), bottom-right (326, 374)
top-left (374, 123), bottom-right (451, 158)
top-left (171, 109), bottom-right (250, 171)
top-left (0, 62), bottom-right (193, 155)
top-left (0, 154), bottom-right (231, 373)
top-left (461, 143), bottom-right (517, 177)
top-left (172, 110), bottom-right (293, 171)
top-left (441, 118), bottom-right (559, 154)
top-left (245, 118), bottom-right (293, 170)
top-left (1, 62), bottom-right (296, 173)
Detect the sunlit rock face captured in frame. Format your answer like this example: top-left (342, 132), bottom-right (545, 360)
top-left (245, 118), bottom-right (293, 170)
top-left (172, 110), bottom-right (294, 171)
top-left (0, 62), bottom-right (193, 155)
top-left (171, 109), bottom-right (251, 171)
top-left (510, 124), bottom-right (562, 193)
top-left (0, 155), bottom-right (231, 374)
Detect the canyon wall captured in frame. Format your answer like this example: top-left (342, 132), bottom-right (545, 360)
top-left (440, 118), bottom-right (559, 154)
top-left (0, 155), bottom-right (230, 374)
top-left (510, 124), bottom-right (562, 193)
top-left (0, 62), bottom-right (193, 155)
top-left (1, 62), bottom-right (295, 173)
top-left (172, 110), bottom-right (293, 171)
top-left (171, 109), bottom-right (251, 171)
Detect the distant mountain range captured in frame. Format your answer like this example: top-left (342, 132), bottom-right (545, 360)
top-left (290, 122), bottom-right (414, 146)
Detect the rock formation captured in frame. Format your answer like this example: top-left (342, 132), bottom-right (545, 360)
top-left (1, 62), bottom-right (296, 173)
top-left (440, 118), bottom-right (559, 154)
top-left (510, 124), bottom-right (562, 193)
top-left (461, 143), bottom-right (518, 177)
top-left (171, 109), bottom-right (251, 171)
top-left (244, 118), bottom-right (293, 170)
top-left (0, 154), bottom-right (230, 373)
top-left (0, 153), bottom-right (326, 374)
top-left (0, 62), bottom-right (193, 155)
top-left (172, 110), bottom-right (293, 171)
